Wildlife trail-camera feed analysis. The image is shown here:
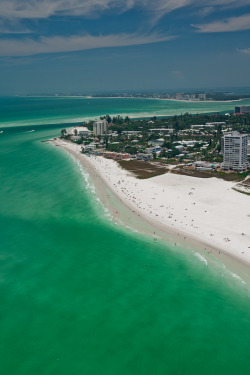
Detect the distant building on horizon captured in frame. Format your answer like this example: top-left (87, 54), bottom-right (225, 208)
top-left (93, 119), bottom-right (108, 136)
top-left (198, 93), bottom-right (206, 100)
top-left (235, 105), bottom-right (250, 114)
top-left (175, 93), bottom-right (184, 100)
top-left (221, 131), bottom-right (248, 172)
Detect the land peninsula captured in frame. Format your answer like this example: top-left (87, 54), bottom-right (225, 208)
top-left (54, 112), bottom-right (250, 271)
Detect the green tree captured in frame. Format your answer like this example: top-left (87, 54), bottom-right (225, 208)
top-left (104, 135), bottom-right (109, 149)
top-left (106, 115), bottom-right (112, 123)
top-left (168, 147), bottom-right (179, 158)
top-left (61, 129), bottom-right (67, 138)
top-left (160, 150), bottom-right (167, 157)
top-left (125, 146), bottom-right (138, 154)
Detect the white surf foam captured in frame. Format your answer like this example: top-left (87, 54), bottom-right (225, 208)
top-left (193, 251), bottom-right (208, 265)
top-left (230, 272), bottom-right (246, 285)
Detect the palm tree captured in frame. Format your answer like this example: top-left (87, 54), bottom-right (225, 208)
top-left (61, 129), bottom-right (66, 138)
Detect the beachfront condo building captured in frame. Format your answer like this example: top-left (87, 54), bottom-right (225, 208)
top-left (235, 105), bottom-right (250, 114)
top-left (221, 131), bottom-right (248, 172)
top-left (93, 120), bottom-right (108, 136)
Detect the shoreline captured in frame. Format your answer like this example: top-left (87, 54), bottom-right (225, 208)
top-left (51, 138), bottom-right (250, 281)
top-left (16, 95), bottom-right (244, 103)
top-left (88, 96), bottom-right (244, 103)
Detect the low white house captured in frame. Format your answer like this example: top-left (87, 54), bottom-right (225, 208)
top-left (137, 153), bottom-right (153, 161)
top-left (182, 140), bottom-right (198, 147)
top-left (150, 128), bottom-right (173, 134)
top-left (83, 143), bottom-right (97, 152)
top-left (68, 126), bottom-right (90, 137)
top-left (146, 146), bottom-right (162, 154)
top-left (71, 136), bottom-right (81, 141)
top-left (148, 138), bottom-right (165, 147)
top-left (175, 145), bottom-right (184, 152)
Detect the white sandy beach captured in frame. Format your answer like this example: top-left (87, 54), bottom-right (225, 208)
top-left (53, 139), bottom-right (250, 266)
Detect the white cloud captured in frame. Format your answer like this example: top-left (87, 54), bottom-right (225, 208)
top-left (1, 0), bottom-right (250, 20)
top-left (238, 47), bottom-right (250, 54)
top-left (0, 19), bottom-right (33, 34)
top-left (192, 14), bottom-right (250, 32)
top-left (194, 6), bottom-right (215, 17)
top-left (0, 32), bottom-right (174, 56)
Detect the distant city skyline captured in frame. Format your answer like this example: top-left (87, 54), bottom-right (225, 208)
top-left (1, 0), bottom-right (250, 95)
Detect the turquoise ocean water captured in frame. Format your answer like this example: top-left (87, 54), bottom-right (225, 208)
top-left (2, 96), bottom-right (250, 127)
top-left (1, 97), bottom-right (250, 374)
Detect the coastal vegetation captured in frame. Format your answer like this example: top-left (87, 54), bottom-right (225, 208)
top-left (61, 111), bottom-right (249, 181)
top-left (117, 160), bottom-right (170, 179)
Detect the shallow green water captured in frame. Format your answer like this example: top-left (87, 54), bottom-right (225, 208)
top-left (1, 98), bottom-right (250, 374)
top-left (1, 96), bottom-right (250, 127)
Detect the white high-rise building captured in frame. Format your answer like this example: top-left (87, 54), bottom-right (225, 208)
top-left (93, 119), bottom-right (108, 136)
top-left (235, 105), bottom-right (250, 114)
top-left (221, 131), bottom-right (248, 172)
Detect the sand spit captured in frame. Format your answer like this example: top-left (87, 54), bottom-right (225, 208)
top-left (52, 139), bottom-right (250, 268)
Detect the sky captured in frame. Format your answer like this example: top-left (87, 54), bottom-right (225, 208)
top-left (1, 0), bottom-right (250, 95)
